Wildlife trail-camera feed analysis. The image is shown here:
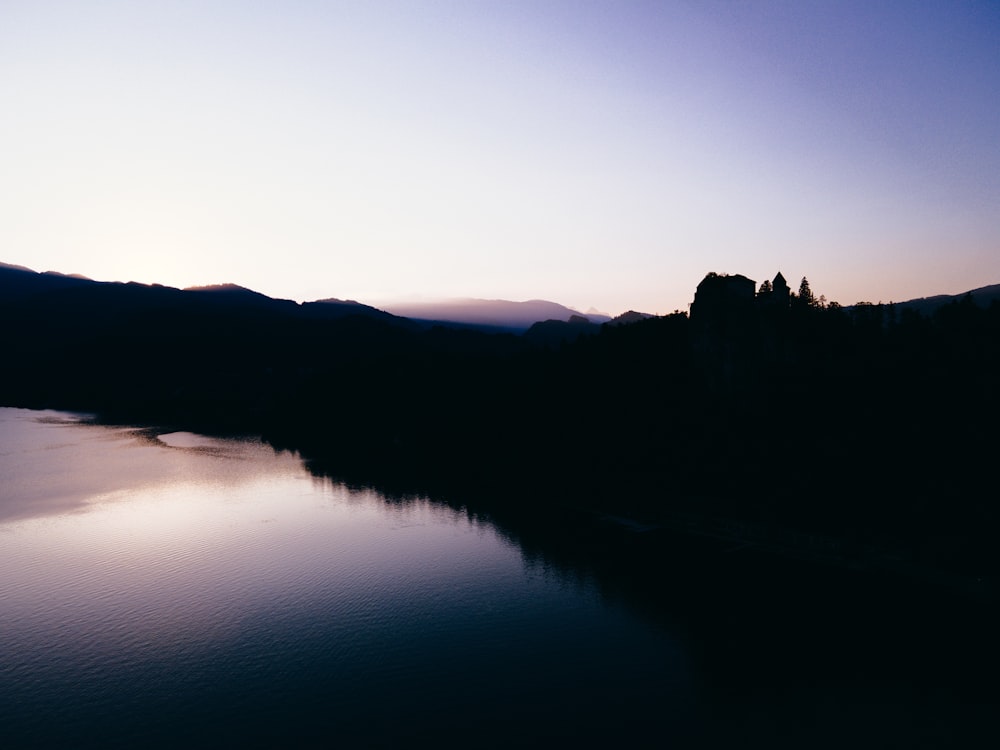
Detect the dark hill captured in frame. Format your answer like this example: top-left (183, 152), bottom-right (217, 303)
top-left (0, 262), bottom-right (98, 300)
top-left (857, 282), bottom-right (1000, 316)
top-left (301, 298), bottom-right (411, 325)
top-left (0, 263), bottom-right (433, 428)
top-left (0, 261), bottom-right (36, 273)
top-left (607, 310), bottom-right (655, 326)
top-left (523, 314), bottom-right (600, 345)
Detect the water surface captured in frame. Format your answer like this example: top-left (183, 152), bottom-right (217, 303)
top-left (0, 408), bottom-right (691, 747)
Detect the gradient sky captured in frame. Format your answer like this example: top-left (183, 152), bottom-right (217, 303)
top-left (2, 1), bottom-right (998, 315)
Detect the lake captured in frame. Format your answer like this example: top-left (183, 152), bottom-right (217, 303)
top-left (1, 407), bottom-right (995, 748)
top-left (0, 408), bottom-right (694, 747)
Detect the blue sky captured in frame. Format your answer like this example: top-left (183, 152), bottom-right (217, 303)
top-left (2, 1), bottom-right (998, 315)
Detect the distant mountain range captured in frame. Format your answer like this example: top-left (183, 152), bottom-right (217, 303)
top-left (0, 263), bottom-right (620, 332)
top-left (887, 283), bottom-right (1000, 317)
top-left (373, 298), bottom-right (613, 331)
top-left (3, 261), bottom-right (998, 331)
top-left (0, 263), bottom-right (407, 326)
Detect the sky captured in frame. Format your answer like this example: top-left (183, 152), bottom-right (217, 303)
top-left (2, 1), bottom-right (998, 316)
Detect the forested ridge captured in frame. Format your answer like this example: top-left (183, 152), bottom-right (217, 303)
top-left (3, 265), bottom-right (998, 593)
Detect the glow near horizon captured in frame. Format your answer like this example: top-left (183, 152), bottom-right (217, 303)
top-left (1, 1), bottom-right (998, 316)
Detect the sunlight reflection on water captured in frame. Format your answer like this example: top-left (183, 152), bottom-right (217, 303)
top-left (0, 408), bottom-right (690, 748)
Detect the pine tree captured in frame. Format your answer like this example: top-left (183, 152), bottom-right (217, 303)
top-left (798, 277), bottom-right (816, 307)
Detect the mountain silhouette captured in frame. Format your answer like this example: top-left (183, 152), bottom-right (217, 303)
top-left (373, 297), bottom-right (612, 331)
top-left (523, 314), bottom-right (600, 345)
top-left (886, 283), bottom-right (1000, 317)
top-left (0, 262), bottom-right (98, 300)
top-left (606, 310), bottom-right (655, 326)
top-left (0, 264), bottom-right (410, 325)
top-left (3, 258), bottom-right (1000, 603)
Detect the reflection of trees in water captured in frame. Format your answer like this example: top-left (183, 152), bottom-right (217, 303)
top-left (275, 288), bottom-right (1000, 748)
top-left (295, 445), bottom-right (1000, 749)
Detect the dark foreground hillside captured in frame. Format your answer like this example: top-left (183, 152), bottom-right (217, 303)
top-left (3, 266), bottom-right (999, 596)
top-left (275, 295), bottom-right (1000, 590)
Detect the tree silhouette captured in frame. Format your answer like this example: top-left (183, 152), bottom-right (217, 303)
top-left (797, 277), bottom-right (816, 308)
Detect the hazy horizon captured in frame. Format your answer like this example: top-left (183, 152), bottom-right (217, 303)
top-left (3, 1), bottom-right (998, 316)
